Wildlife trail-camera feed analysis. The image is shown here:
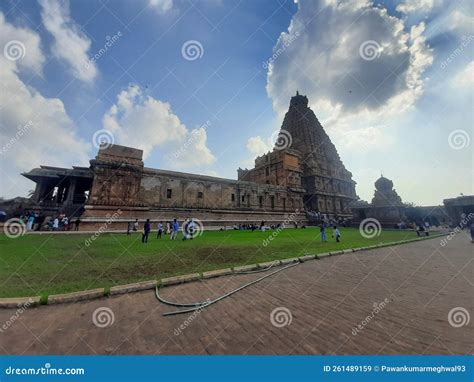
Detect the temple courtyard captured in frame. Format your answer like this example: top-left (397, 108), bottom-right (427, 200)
top-left (0, 232), bottom-right (472, 355)
top-left (2, 227), bottom-right (433, 298)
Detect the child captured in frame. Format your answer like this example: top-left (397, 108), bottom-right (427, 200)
top-left (333, 226), bottom-right (341, 242)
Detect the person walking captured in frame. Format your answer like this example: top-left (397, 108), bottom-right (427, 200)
top-left (319, 222), bottom-right (327, 242)
top-left (171, 219), bottom-right (179, 240)
top-left (133, 219), bottom-right (139, 232)
top-left (182, 218), bottom-right (189, 241)
top-left (333, 226), bottom-right (341, 242)
top-left (157, 221), bottom-right (163, 239)
top-left (188, 218), bottom-right (195, 240)
top-left (142, 219), bottom-right (151, 243)
top-left (127, 222), bottom-right (132, 235)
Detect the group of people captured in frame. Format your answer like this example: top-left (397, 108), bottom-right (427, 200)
top-left (46, 215), bottom-right (81, 231)
top-left (127, 218), bottom-right (198, 243)
top-left (319, 222), bottom-right (342, 242)
top-left (18, 211), bottom-right (81, 231)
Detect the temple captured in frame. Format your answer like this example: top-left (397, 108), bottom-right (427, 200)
top-left (21, 93), bottom-right (358, 230)
top-left (239, 91), bottom-right (357, 219)
top-left (352, 175), bottom-right (406, 226)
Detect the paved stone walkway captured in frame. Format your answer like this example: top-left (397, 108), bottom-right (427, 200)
top-left (1, 234), bottom-right (472, 355)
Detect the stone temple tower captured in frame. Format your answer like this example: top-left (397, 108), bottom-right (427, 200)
top-left (279, 91), bottom-right (357, 216)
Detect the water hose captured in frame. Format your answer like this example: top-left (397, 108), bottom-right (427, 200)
top-left (156, 261), bottom-right (300, 316)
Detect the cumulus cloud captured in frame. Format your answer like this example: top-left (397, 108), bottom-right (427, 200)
top-left (266, 0), bottom-right (433, 118)
top-left (396, 0), bottom-right (434, 14)
top-left (102, 84), bottom-right (216, 168)
top-left (246, 136), bottom-right (273, 158)
top-left (0, 12), bottom-right (90, 198)
top-left (39, 0), bottom-right (97, 83)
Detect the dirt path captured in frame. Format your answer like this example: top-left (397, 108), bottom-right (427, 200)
top-left (1, 233), bottom-right (472, 355)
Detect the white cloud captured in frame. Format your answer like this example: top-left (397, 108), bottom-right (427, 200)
top-left (102, 84), bottom-right (216, 168)
top-left (148, 0), bottom-right (174, 14)
top-left (449, 9), bottom-right (474, 35)
top-left (39, 0), bottom-right (97, 83)
top-left (246, 136), bottom-right (273, 158)
top-left (266, 0), bottom-right (432, 119)
top-left (0, 12), bottom-right (90, 198)
top-left (396, 0), bottom-right (434, 14)
top-left (0, 13), bottom-right (44, 74)
top-left (452, 61), bottom-right (474, 89)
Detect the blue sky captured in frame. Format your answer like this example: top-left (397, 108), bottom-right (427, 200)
top-left (0, 0), bottom-right (472, 205)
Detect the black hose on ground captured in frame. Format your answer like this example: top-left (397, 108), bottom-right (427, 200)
top-left (155, 261), bottom-right (300, 316)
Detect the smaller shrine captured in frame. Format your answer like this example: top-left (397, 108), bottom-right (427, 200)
top-left (351, 175), bottom-right (406, 227)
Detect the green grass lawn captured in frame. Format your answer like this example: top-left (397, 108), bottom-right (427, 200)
top-left (0, 227), bottom-right (435, 298)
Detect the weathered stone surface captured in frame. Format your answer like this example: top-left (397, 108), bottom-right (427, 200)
top-left (0, 296), bottom-right (41, 309)
top-left (160, 273), bottom-right (201, 286)
top-left (233, 264), bottom-right (259, 273)
top-left (298, 254), bottom-right (316, 262)
top-left (48, 288), bottom-right (104, 304)
top-left (317, 252), bottom-right (331, 258)
top-left (279, 258), bottom-right (299, 265)
top-left (110, 280), bottom-right (157, 295)
top-left (23, 93), bottom-right (358, 232)
top-left (258, 260), bottom-right (280, 268)
top-left (202, 268), bottom-right (233, 279)
top-left (239, 92), bottom-right (356, 217)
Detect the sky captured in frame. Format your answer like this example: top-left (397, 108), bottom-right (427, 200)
top-left (0, 0), bottom-right (472, 206)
